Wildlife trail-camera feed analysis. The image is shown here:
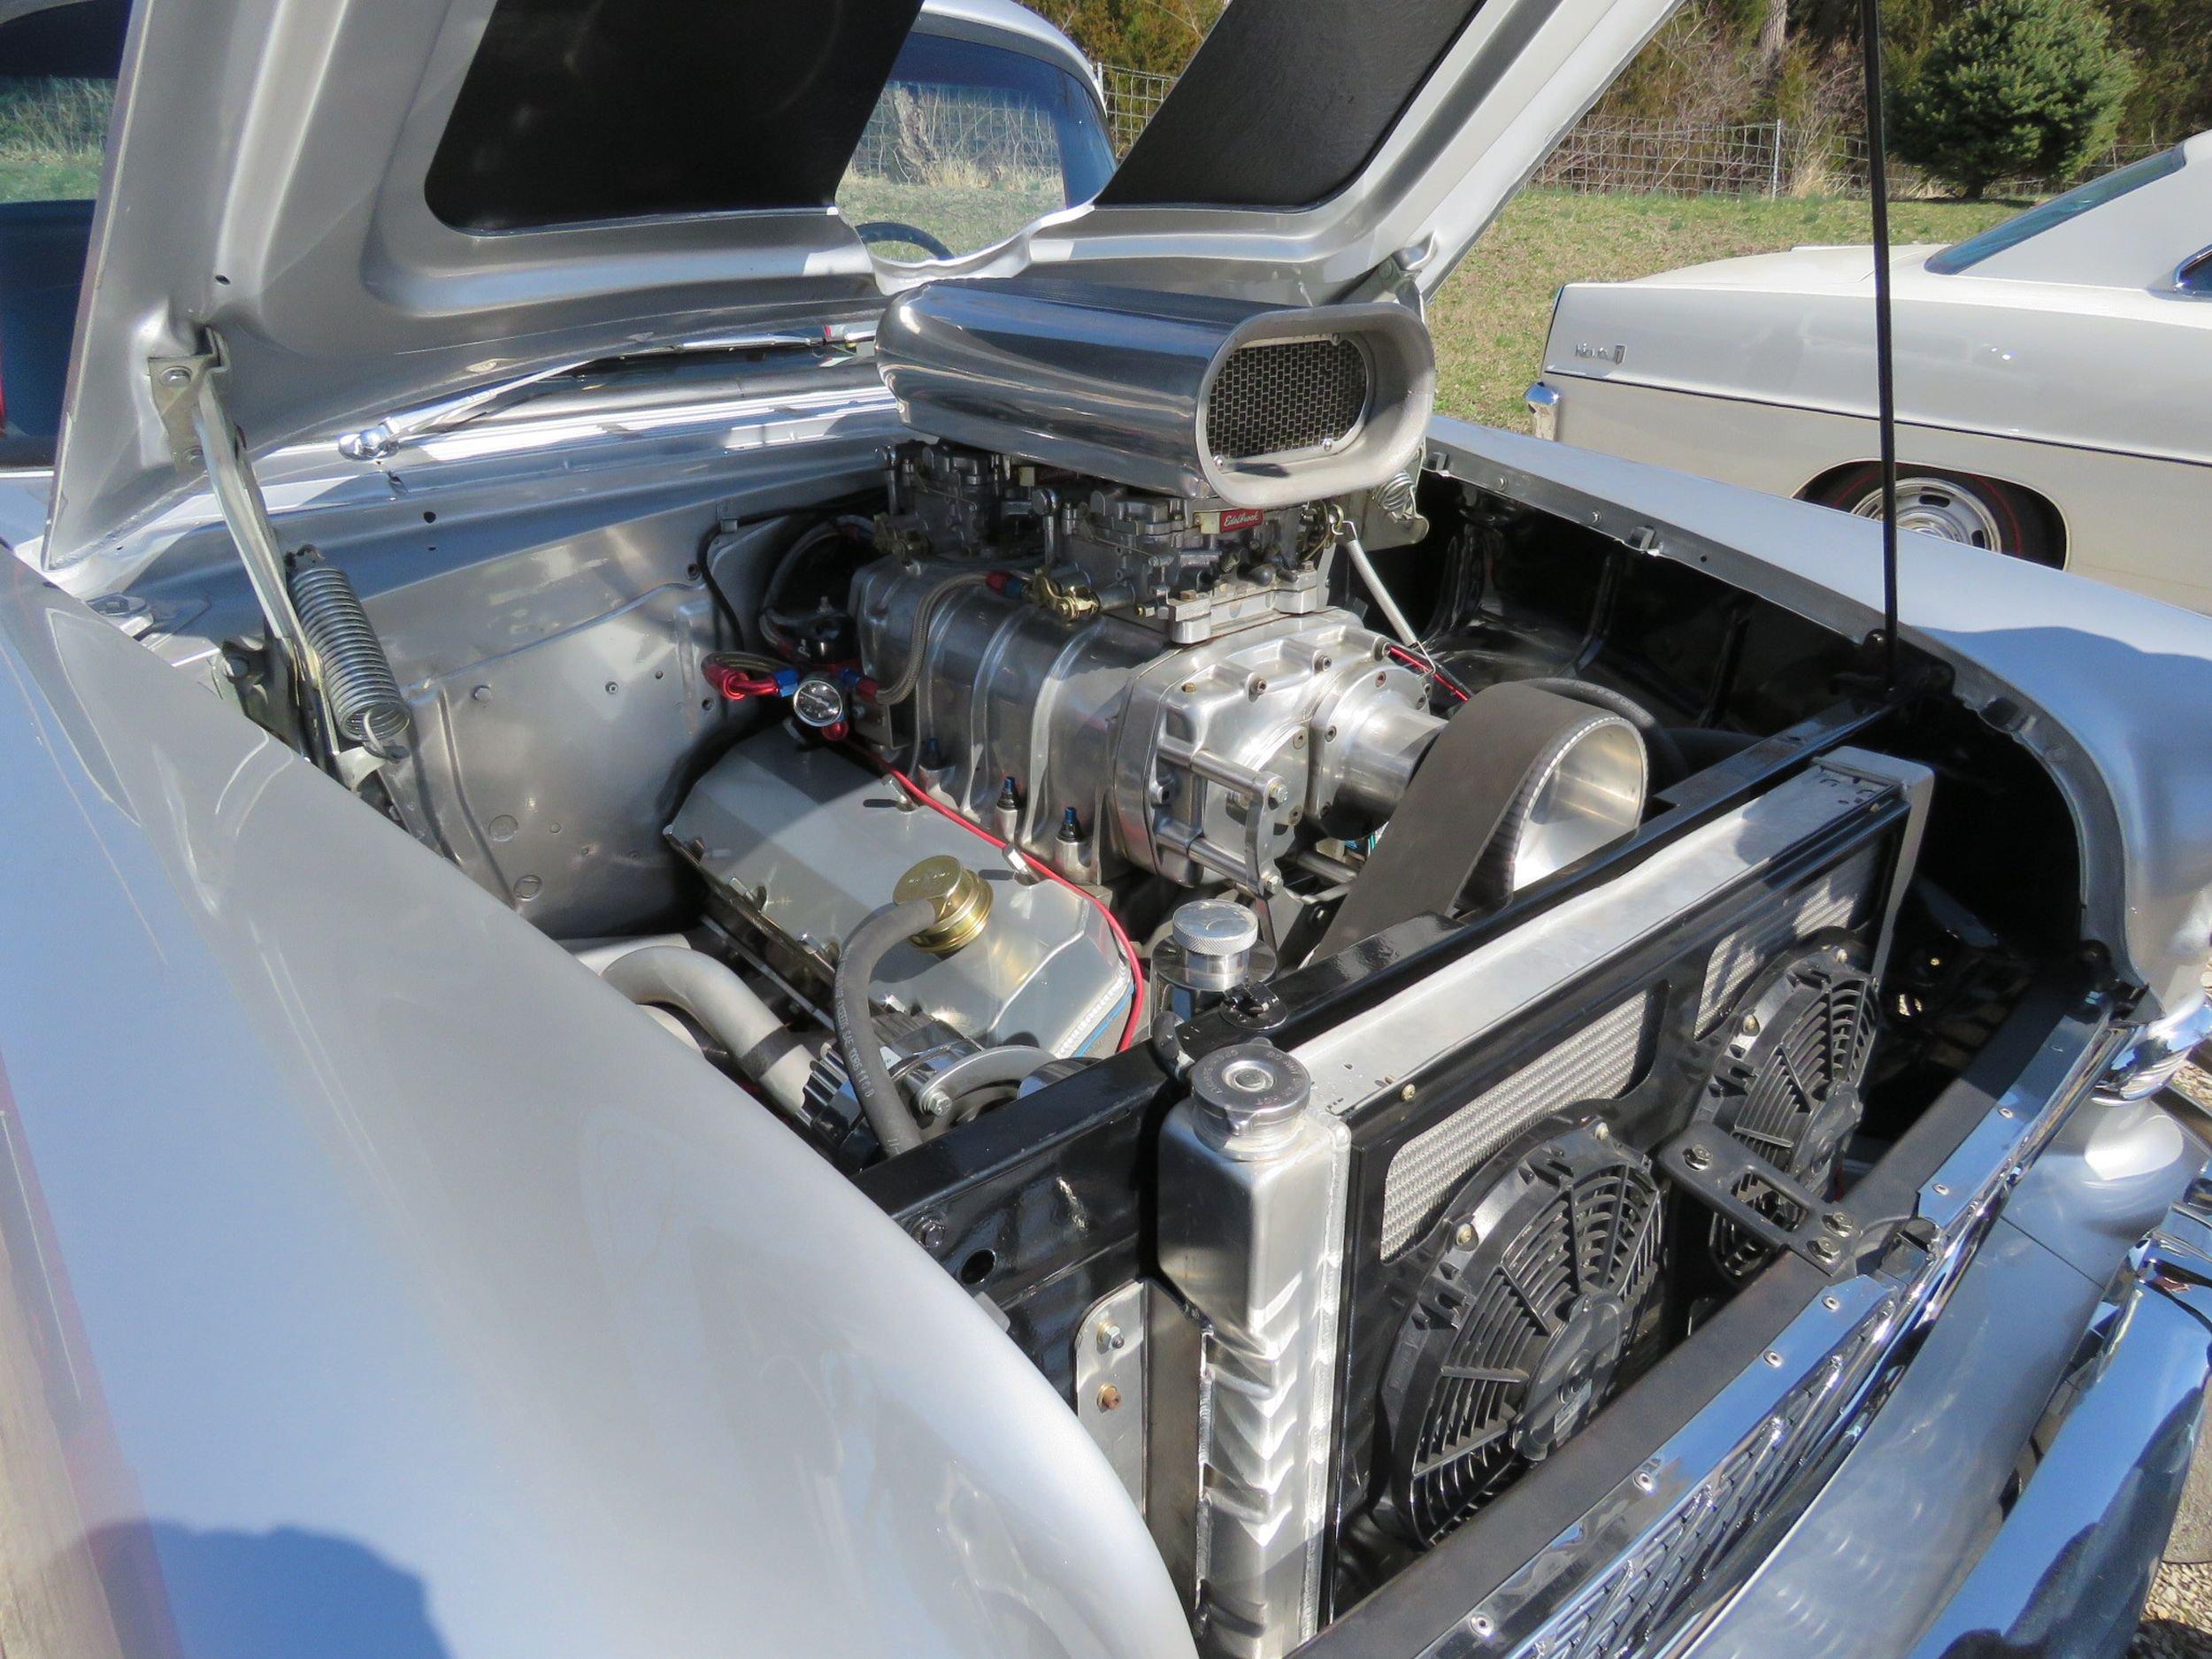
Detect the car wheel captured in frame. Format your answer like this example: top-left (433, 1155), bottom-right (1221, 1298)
top-left (1815, 465), bottom-right (2057, 565)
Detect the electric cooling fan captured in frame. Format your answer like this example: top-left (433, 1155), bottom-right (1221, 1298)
top-left (1701, 945), bottom-right (1878, 1279)
top-left (1378, 1123), bottom-right (1664, 1547)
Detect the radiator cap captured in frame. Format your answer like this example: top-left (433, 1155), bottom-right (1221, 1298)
top-left (1189, 1041), bottom-right (1311, 1157)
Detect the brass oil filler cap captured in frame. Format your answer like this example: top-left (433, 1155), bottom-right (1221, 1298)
top-left (893, 855), bottom-right (992, 953)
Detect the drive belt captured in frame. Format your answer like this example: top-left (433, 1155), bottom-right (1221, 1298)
top-left (1317, 682), bottom-right (1621, 956)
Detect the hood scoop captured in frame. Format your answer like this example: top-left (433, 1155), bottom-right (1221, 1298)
top-left (875, 280), bottom-right (1435, 509)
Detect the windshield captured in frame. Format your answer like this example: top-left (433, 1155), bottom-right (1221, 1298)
top-left (1926, 146), bottom-right (2185, 275)
top-left (837, 32), bottom-right (1114, 263)
top-left (0, 0), bottom-right (123, 465)
top-left (424, 0), bottom-right (1112, 252)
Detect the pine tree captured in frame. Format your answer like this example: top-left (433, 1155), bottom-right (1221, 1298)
top-left (1891, 0), bottom-right (2134, 196)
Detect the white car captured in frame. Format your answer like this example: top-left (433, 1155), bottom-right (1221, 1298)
top-left (1529, 131), bottom-right (2212, 611)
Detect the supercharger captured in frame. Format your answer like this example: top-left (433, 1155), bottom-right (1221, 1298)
top-left (850, 447), bottom-right (1445, 902)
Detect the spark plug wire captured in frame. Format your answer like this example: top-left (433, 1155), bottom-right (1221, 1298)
top-left (1386, 642), bottom-right (1471, 703)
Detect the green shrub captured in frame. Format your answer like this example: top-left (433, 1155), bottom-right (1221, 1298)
top-left (1891, 0), bottom-right (2134, 196)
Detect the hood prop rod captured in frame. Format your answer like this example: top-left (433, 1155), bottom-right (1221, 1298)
top-left (1858, 0), bottom-right (1902, 693)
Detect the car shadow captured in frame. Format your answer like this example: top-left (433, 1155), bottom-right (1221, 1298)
top-left (90, 1520), bottom-right (450, 1659)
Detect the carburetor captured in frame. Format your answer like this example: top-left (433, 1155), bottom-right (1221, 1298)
top-left (851, 443), bottom-right (1441, 899)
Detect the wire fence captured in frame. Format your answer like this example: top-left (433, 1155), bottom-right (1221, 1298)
top-left (1534, 117), bottom-right (2163, 200)
top-left (1094, 61), bottom-right (2162, 198)
top-left (849, 84), bottom-right (1064, 186)
top-left (1097, 63), bottom-right (1176, 155)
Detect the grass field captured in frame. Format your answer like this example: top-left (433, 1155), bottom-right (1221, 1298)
top-left (1428, 190), bottom-right (2026, 433)
top-left (0, 76), bottom-right (108, 205)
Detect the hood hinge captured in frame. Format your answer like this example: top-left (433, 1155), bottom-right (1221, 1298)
top-left (148, 339), bottom-right (339, 757)
top-left (145, 338), bottom-right (421, 807)
top-left (1344, 236), bottom-right (1436, 316)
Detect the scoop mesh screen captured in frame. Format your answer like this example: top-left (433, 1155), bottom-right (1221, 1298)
top-left (1205, 335), bottom-right (1370, 460)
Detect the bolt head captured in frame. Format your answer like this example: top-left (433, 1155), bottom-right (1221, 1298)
top-left (1455, 1221), bottom-right (1477, 1247)
top-left (1400, 1083), bottom-right (1417, 1101)
top-left (1683, 1144), bottom-right (1714, 1171)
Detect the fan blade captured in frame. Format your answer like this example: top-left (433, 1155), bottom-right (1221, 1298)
top-left (1412, 1417), bottom-right (1512, 1479)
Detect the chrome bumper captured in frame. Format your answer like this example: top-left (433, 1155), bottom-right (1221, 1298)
top-left (1524, 381), bottom-right (1561, 442)
top-left (1684, 1147), bottom-right (2212, 1659)
top-left (1901, 1223), bottom-right (2212, 1657)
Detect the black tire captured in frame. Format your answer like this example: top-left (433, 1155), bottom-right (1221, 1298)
top-left (1811, 464), bottom-right (2059, 567)
top-left (856, 220), bottom-right (954, 260)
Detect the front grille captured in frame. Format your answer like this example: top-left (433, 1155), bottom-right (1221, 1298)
top-left (1205, 335), bottom-right (1370, 461)
top-left (1500, 1300), bottom-right (1895, 1659)
top-left (1379, 995), bottom-right (1652, 1258)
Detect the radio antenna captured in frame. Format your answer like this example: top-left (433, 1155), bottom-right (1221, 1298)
top-left (1858, 0), bottom-right (1901, 690)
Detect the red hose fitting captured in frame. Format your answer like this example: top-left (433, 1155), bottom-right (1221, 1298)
top-left (704, 662), bottom-right (781, 702)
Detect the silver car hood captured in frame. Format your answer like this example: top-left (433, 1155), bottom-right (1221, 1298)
top-left (46, 0), bottom-right (1678, 572)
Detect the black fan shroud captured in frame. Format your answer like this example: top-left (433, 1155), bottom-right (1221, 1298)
top-left (1378, 1122), bottom-right (1664, 1547)
top-left (1701, 943), bottom-right (1878, 1279)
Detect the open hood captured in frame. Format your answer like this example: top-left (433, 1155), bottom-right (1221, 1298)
top-left (47, 0), bottom-right (1678, 572)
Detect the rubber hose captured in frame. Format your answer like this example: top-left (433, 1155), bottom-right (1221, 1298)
top-left (874, 571), bottom-right (995, 705)
top-left (833, 898), bottom-right (941, 1157)
top-left (1517, 677), bottom-right (1688, 783)
top-left (601, 947), bottom-right (814, 1115)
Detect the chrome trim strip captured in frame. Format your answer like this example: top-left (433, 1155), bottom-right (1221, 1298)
top-left (1528, 370), bottom-right (2212, 475)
